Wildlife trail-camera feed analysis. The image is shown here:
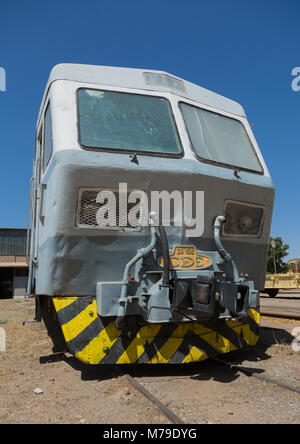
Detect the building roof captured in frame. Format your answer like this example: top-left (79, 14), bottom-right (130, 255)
top-left (0, 262), bottom-right (28, 268)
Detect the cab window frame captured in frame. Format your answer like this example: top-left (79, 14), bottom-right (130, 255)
top-left (76, 87), bottom-right (184, 159)
top-left (179, 100), bottom-right (264, 175)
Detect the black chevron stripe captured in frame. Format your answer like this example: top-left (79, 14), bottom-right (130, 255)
top-left (56, 297), bottom-right (92, 326)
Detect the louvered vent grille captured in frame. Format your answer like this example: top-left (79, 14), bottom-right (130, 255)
top-left (76, 188), bottom-right (142, 231)
top-left (223, 201), bottom-right (265, 237)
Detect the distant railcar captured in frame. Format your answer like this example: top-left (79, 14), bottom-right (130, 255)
top-left (27, 64), bottom-right (274, 364)
top-left (264, 272), bottom-right (300, 297)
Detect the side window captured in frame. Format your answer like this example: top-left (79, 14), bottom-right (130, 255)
top-left (36, 125), bottom-right (43, 179)
top-left (43, 102), bottom-right (53, 171)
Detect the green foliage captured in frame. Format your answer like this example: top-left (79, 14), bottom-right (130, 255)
top-left (266, 237), bottom-right (290, 274)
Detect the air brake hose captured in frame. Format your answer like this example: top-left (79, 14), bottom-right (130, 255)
top-left (115, 225), bottom-right (170, 329)
top-left (115, 226), bottom-right (157, 329)
top-left (157, 226), bottom-right (170, 287)
top-left (213, 215), bottom-right (242, 283)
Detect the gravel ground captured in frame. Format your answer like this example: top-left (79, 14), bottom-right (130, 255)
top-left (0, 298), bottom-right (299, 424)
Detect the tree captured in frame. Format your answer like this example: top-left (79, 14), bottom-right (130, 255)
top-left (266, 237), bottom-right (290, 274)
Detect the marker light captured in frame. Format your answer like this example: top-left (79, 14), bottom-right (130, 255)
top-left (143, 72), bottom-right (186, 93)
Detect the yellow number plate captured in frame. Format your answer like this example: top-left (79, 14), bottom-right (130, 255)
top-left (158, 246), bottom-right (212, 270)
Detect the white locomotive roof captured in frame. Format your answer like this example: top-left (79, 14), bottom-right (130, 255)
top-left (39, 63), bottom-right (246, 122)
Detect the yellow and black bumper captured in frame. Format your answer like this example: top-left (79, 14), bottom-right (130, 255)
top-left (52, 296), bottom-right (260, 365)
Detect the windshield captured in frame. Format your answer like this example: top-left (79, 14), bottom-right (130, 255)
top-left (180, 102), bottom-right (263, 173)
top-left (77, 89), bottom-right (182, 155)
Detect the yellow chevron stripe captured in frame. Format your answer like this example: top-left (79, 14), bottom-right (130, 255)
top-left (149, 325), bottom-right (185, 363)
top-left (150, 322), bottom-right (239, 363)
top-left (203, 331), bottom-right (238, 353)
top-left (182, 346), bottom-right (208, 363)
top-left (227, 321), bottom-right (259, 346)
top-left (60, 300), bottom-right (98, 343)
top-left (225, 310), bottom-right (260, 347)
top-left (51, 297), bottom-right (260, 365)
top-left (117, 325), bottom-right (162, 364)
top-left (248, 308), bottom-right (260, 324)
top-left (226, 319), bottom-right (242, 329)
top-left (76, 321), bottom-right (122, 365)
top-left (239, 324), bottom-right (259, 346)
top-left (189, 323), bottom-right (238, 354)
top-left (53, 296), bottom-right (78, 312)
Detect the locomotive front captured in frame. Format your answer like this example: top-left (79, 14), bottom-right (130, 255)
top-left (28, 64), bottom-right (274, 364)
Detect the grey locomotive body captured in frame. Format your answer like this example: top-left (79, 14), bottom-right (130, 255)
top-left (27, 65), bottom-right (274, 364)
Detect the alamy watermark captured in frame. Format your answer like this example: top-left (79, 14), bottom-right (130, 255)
top-left (92, 183), bottom-right (204, 237)
top-left (0, 67), bottom-right (6, 92)
top-left (0, 327), bottom-right (6, 352)
top-left (291, 67), bottom-right (300, 92)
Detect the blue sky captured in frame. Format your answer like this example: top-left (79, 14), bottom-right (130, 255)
top-left (0, 0), bottom-right (299, 258)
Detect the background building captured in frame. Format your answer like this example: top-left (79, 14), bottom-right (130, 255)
top-left (0, 228), bottom-right (28, 298)
top-left (288, 258), bottom-right (300, 273)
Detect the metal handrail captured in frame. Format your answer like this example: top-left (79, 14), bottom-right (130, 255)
top-left (25, 177), bottom-right (34, 265)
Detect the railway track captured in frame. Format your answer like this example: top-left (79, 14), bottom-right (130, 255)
top-left (122, 354), bottom-right (300, 424)
top-left (260, 292), bottom-right (300, 320)
top-left (260, 310), bottom-right (300, 320)
top-left (211, 357), bottom-right (300, 394)
top-left (124, 374), bottom-right (185, 424)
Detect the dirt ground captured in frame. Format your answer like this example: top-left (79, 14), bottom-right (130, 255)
top-left (0, 298), bottom-right (299, 424)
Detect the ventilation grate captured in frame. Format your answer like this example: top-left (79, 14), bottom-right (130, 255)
top-left (76, 188), bottom-right (143, 231)
top-left (223, 201), bottom-right (265, 237)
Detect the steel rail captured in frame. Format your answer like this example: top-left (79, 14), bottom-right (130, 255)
top-left (260, 310), bottom-right (300, 321)
top-left (124, 374), bottom-right (185, 425)
top-left (212, 357), bottom-right (300, 394)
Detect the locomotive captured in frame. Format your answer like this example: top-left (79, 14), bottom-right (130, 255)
top-left (27, 64), bottom-right (274, 364)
